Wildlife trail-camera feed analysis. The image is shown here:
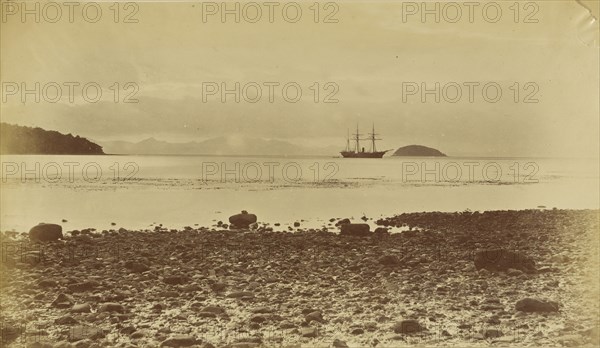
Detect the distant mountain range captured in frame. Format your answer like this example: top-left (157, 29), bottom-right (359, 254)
top-left (1, 123), bottom-right (447, 157)
top-left (0, 123), bottom-right (104, 155)
top-left (100, 136), bottom-right (340, 156)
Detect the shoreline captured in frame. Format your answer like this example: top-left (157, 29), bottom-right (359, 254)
top-left (2, 153), bottom-right (599, 160)
top-left (1, 209), bottom-right (599, 347)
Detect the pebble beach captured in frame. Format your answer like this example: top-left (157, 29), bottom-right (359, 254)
top-left (1, 209), bottom-right (599, 347)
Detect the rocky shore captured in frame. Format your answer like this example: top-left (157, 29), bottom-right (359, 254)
top-left (1, 209), bottom-right (599, 347)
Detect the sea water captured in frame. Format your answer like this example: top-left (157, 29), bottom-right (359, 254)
top-left (1, 154), bottom-right (598, 232)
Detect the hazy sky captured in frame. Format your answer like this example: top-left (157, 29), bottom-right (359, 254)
top-left (1, 0), bottom-right (598, 157)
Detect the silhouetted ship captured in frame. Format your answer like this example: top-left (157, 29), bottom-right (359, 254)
top-left (340, 124), bottom-right (391, 158)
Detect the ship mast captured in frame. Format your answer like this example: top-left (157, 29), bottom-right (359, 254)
top-left (354, 123), bottom-right (361, 152)
top-left (369, 123), bottom-right (381, 152)
top-left (346, 128), bottom-right (350, 151)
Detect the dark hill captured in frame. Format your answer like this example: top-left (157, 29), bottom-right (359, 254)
top-left (393, 145), bottom-right (446, 157)
top-left (0, 123), bottom-right (104, 155)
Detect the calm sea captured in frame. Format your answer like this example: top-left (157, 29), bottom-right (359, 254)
top-left (1, 155), bottom-right (598, 232)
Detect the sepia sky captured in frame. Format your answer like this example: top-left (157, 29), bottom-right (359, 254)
top-left (1, 0), bottom-right (598, 157)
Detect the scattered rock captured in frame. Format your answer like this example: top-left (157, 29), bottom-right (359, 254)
top-left (474, 249), bottom-right (535, 273)
top-left (250, 306), bottom-right (273, 314)
top-left (131, 331), bottom-right (146, 339)
top-left (305, 311), bottom-right (324, 324)
top-left (227, 291), bottom-right (254, 299)
top-left (378, 255), bottom-right (401, 266)
top-left (200, 305), bottom-right (226, 315)
top-left (279, 321), bottom-right (295, 329)
top-left (163, 275), bottom-right (189, 285)
top-left (350, 327), bottom-right (364, 335)
top-left (301, 327), bottom-right (318, 338)
top-left (28, 341), bottom-right (54, 348)
top-left (482, 329), bottom-right (503, 338)
top-left (551, 253), bottom-right (570, 264)
top-left (124, 260), bottom-right (150, 273)
top-left (55, 315), bottom-right (79, 325)
top-left (2, 210), bottom-right (595, 347)
top-left (374, 227), bottom-right (389, 235)
top-left (515, 298), bottom-right (559, 312)
top-left (249, 314), bottom-right (268, 323)
top-left (71, 303), bottom-right (92, 313)
top-left (332, 339), bottom-right (349, 348)
top-left (229, 342), bottom-right (259, 348)
top-left (68, 281), bottom-right (100, 293)
top-left (507, 268), bottom-right (524, 276)
top-left (98, 303), bottom-right (125, 313)
top-left (335, 218), bottom-right (351, 226)
top-left (486, 315), bottom-right (501, 325)
top-left (556, 334), bottom-right (583, 347)
top-left (392, 319), bottom-right (424, 334)
top-left (229, 211), bottom-right (257, 228)
top-left (120, 326), bottom-right (137, 335)
top-left (210, 281), bottom-right (227, 292)
top-left (402, 230), bottom-right (418, 237)
top-left (52, 293), bottom-right (75, 308)
top-left (340, 223), bottom-right (370, 237)
top-left (196, 311), bottom-right (217, 318)
top-left (38, 279), bottom-right (58, 288)
top-left (301, 308), bottom-right (320, 315)
top-left (160, 335), bottom-right (199, 347)
top-left (68, 326), bottom-right (104, 342)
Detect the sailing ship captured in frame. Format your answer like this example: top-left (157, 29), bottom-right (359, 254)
top-left (340, 124), bottom-right (391, 158)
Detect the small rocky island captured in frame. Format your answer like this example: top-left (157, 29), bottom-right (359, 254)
top-left (0, 123), bottom-right (104, 155)
top-left (393, 145), bottom-right (446, 157)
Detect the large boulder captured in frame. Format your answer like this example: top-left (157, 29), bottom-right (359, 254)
top-left (29, 223), bottom-right (63, 242)
top-left (340, 223), bottom-right (371, 237)
top-left (515, 298), bottom-right (559, 312)
top-left (228, 210), bottom-right (257, 228)
top-left (474, 248), bottom-right (535, 273)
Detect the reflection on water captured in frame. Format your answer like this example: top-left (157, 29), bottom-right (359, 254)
top-left (1, 155), bottom-right (598, 231)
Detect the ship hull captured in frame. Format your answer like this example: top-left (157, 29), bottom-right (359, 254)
top-left (340, 151), bottom-right (387, 158)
